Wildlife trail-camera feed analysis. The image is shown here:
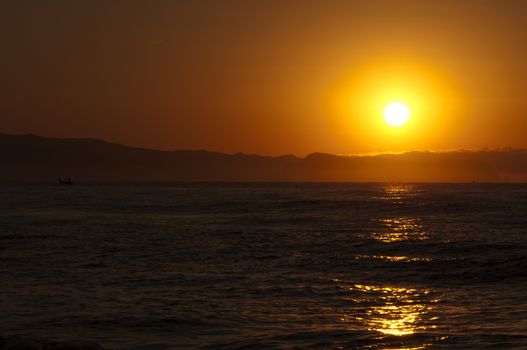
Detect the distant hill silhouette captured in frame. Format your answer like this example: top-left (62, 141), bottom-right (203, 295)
top-left (1, 133), bottom-right (527, 182)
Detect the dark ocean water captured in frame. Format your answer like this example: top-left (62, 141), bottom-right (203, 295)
top-left (1, 183), bottom-right (527, 349)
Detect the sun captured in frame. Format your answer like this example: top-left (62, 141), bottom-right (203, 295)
top-left (384, 102), bottom-right (409, 127)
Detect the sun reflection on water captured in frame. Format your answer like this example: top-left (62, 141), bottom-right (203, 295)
top-left (340, 283), bottom-right (439, 341)
top-left (368, 184), bottom-right (430, 243)
top-left (376, 184), bottom-right (418, 203)
top-left (365, 303), bottom-right (425, 336)
top-left (371, 217), bottom-right (429, 243)
top-left (338, 184), bottom-right (439, 348)
top-left (354, 255), bottom-right (433, 262)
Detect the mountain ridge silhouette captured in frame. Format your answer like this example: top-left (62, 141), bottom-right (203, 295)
top-left (1, 133), bottom-right (526, 182)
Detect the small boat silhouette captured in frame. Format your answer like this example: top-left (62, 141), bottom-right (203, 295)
top-left (58, 178), bottom-right (74, 185)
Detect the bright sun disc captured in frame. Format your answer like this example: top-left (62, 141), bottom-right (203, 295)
top-left (384, 103), bottom-right (409, 126)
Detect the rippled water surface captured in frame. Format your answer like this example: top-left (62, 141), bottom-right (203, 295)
top-left (1, 183), bottom-right (527, 349)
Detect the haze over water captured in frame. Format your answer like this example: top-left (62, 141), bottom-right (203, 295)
top-left (2, 183), bottom-right (526, 349)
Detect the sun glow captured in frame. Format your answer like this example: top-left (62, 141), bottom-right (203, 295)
top-left (325, 56), bottom-right (465, 152)
top-left (384, 102), bottom-right (409, 126)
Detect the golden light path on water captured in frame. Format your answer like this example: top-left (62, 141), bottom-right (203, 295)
top-left (339, 184), bottom-right (441, 348)
top-left (349, 284), bottom-right (438, 337)
top-left (377, 184), bottom-right (418, 202)
top-left (371, 217), bottom-right (429, 243)
top-left (370, 184), bottom-right (429, 243)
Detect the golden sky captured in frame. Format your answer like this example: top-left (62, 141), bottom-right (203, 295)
top-left (3, 0), bottom-right (527, 156)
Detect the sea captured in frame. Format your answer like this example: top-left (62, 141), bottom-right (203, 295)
top-left (1, 183), bottom-right (527, 349)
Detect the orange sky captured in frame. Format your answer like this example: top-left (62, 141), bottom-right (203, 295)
top-left (3, 1), bottom-right (527, 156)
